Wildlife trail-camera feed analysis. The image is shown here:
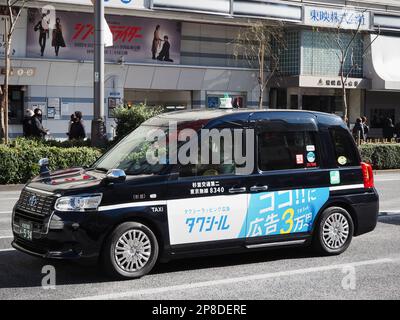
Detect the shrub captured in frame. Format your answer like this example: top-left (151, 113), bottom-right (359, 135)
top-left (0, 144), bottom-right (102, 184)
top-left (11, 137), bottom-right (93, 149)
top-left (359, 143), bottom-right (400, 170)
top-left (113, 103), bottom-right (164, 142)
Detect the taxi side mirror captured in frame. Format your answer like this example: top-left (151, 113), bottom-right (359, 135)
top-left (105, 169), bottom-right (126, 184)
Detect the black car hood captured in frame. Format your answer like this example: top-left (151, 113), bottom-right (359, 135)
top-left (27, 168), bottom-right (106, 194)
top-left (26, 168), bottom-right (170, 196)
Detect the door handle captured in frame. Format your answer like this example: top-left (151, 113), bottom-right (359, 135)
top-left (229, 187), bottom-right (247, 194)
top-left (250, 185), bottom-right (269, 192)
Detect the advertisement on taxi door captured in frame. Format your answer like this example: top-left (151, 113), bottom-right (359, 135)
top-left (167, 187), bottom-right (330, 245)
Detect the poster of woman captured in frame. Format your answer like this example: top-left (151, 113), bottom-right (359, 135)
top-left (27, 9), bottom-right (181, 64)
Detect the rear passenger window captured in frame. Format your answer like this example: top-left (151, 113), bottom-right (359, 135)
top-left (330, 128), bottom-right (359, 167)
top-left (258, 131), bottom-right (318, 171)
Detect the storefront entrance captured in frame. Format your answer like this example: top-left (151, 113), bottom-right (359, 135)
top-left (302, 95), bottom-right (343, 114)
top-left (8, 86), bottom-right (25, 124)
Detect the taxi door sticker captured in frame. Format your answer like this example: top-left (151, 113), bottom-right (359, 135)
top-left (167, 194), bottom-right (248, 245)
top-left (241, 188), bottom-right (329, 238)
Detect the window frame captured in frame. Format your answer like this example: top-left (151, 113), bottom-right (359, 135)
top-left (329, 127), bottom-right (361, 168)
top-left (256, 128), bottom-right (322, 174)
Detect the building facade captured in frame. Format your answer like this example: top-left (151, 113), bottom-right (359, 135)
top-left (1, 0), bottom-right (400, 139)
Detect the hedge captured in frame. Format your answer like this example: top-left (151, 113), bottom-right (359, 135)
top-left (0, 145), bottom-right (102, 184)
top-left (0, 141), bottom-right (399, 185)
top-left (359, 143), bottom-right (400, 170)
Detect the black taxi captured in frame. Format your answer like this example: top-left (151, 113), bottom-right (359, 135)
top-left (12, 109), bottom-right (379, 279)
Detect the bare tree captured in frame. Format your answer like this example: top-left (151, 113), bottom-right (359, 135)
top-left (315, 10), bottom-right (379, 122)
top-left (234, 21), bottom-right (286, 109)
top-left (0, 0), bottom-right (26, 144)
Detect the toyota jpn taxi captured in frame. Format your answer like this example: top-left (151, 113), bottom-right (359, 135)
top-left (12, 109), bottom-right (379, 279)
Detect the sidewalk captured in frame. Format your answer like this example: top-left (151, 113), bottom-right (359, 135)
top-left (0, 185), bottom-right (25, 192)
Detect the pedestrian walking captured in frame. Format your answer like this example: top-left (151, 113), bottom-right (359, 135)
top-left (383, 118), bottom-right (395, 140)
top-left (67, 113), bottom-right (76, 138)
top-left (352, 118), bottom-right (365, 143)
top-left (31, 108), bottom-right (49, 139)
top-left (69, 111), bottom-right (86, 140)
top-left (362, 116), bottom-right (370, 141)
top-left (22, 109), bottom-right (34, 138)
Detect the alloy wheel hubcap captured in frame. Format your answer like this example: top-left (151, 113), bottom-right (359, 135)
top-left (322, 213), bottom-right (350, 250)
top-left (114, 229), bottom-right (151, 272)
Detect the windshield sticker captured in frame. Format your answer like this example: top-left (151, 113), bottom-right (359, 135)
top-left (307, 152), bottom-right (316, 163)
top-left (306, 145), bottom-right (316, 152)
top-left (296, 154), bottom-right (304, 165)
top-left (241, 188), bottom-right (330, 238)
top-left (338, 156), bottom-right (347, 166)
top-left (330, 171), bottom-right (341, 185)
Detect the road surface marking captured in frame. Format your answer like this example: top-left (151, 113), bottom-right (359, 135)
top-left (375, 178), bottom-right (400, 182)
top-left (74, 257), bottom-right (399, 300)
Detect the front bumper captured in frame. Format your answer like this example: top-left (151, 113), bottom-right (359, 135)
top-left (12, 209), bottom-right (103, 260)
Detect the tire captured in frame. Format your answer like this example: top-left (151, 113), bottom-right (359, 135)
top-left (101, 222), bottom-right (159, 279)
top-left (313, 207), bottom-right (354, 256)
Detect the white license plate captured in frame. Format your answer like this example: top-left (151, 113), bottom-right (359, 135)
top-left (19, 220), bottom-right (33, 241)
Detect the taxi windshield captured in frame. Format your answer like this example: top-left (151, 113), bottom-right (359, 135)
top-left (93, 117), bottom-right (208, 175)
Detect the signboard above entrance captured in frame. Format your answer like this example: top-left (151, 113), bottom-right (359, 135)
top-left (304, 6), bottom-right (371, 30)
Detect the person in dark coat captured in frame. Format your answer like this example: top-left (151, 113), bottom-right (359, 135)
top-left (383, 118), bottom-right (395, 140)
top-left (31, 108), bottom-right (48, 139)
top-left (22, 109), bottom-right (34, 138)
top-left (157, 36), bottom-right (174, 62)
top-left (52, 18), bottom-right (66, 57)
top-left (69, 111), bottom-right (86, 140)
top-left (352, 118), bottom-right (365, 141)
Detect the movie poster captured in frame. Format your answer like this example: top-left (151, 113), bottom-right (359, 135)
top-left (26, 8), bottom-right (181, 64)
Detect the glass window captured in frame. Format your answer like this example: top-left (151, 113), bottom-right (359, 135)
top-left (330, 128), bottom-right (359, 167)
top-left (258, 131), bottom-right (318, 171)
top-left (178, 129), bottom-right (239, 178)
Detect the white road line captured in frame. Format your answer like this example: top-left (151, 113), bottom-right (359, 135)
top-left (74, 257), bottom-right (399, 300)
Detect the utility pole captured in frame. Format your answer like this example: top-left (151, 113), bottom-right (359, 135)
top-left (91, 0), bottom-right (106, 147)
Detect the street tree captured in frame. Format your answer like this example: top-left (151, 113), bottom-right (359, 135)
top-left (0, 0), bottom-right (27, 144)
top-left (315, 9), bottom-right (379, 122)
top-left (234, 21), bottom-right (286, 109)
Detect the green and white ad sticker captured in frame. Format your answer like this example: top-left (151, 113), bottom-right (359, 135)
top-left (330, 171), bottom-right (341, 185)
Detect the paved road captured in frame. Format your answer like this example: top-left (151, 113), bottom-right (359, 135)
top-left (0, 172), bottom-right (399, 300)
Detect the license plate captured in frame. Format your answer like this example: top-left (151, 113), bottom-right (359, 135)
top-left (19, 220), bottom-right (33, 241)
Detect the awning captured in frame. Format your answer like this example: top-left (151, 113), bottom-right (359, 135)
top-left (365, 34), bottom-right (400, 91)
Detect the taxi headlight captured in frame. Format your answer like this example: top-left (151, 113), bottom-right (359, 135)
top-left (55, 194), bottom-right (103, 212)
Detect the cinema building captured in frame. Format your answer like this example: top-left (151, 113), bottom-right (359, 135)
top-left (2, 0), bottom-right (400, 139)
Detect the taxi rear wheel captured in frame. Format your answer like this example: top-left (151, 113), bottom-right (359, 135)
top-left (101, 222), bottom-right (159, 279)
top-left (313, 207), bottom-right (354, 255)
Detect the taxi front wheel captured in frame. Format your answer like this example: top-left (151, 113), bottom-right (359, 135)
top-left (101, 222), bottom-right (159, 279)
top-left (313, 207), bottom-right (354, 255)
